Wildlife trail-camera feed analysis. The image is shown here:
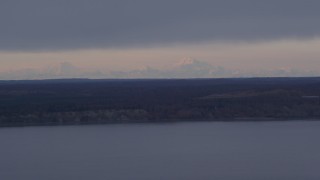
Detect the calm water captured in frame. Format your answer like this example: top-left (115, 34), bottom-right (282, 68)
top-left (1, 121), bottom-right (320, 180)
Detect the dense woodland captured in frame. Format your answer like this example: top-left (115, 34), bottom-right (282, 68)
top-left (1, 77), bottom-right (320, 126)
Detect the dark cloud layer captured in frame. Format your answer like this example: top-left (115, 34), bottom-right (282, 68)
top-left (1, 0), bottom-right (320, 51)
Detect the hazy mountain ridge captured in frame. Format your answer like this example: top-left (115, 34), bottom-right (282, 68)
top-left (0, 59), bottom-right (318, 80)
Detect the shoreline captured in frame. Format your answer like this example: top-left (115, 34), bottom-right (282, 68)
top-left (1, 117), bottom-right (320, 128)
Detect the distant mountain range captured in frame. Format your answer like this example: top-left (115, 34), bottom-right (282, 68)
top-left (0, 58), bottom-right (319, 80)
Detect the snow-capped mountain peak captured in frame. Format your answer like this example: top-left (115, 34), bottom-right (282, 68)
top-left (175, 57), bottom-right (204, 67)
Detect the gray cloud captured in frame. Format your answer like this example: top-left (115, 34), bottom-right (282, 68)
top-left (1, 0), bottom-right (320, 51)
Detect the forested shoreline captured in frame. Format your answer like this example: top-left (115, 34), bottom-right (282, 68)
top-left (1, 77), bottom-right (320, 127)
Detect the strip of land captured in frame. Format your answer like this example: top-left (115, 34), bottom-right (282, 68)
top-left (1, 77), bottom-right (320, 127)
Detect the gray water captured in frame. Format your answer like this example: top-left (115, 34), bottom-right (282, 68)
top-left (1, 121), bottom-right (320, 180)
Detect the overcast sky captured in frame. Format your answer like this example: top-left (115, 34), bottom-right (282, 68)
top-left (1, 0), bottom-right (320, 77)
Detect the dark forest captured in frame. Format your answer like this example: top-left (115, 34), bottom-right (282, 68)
top-left (1, 77), bottom-right (320, 126)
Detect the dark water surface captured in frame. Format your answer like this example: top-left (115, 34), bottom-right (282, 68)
top-left (1, 121), bottom-right (320, 180)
